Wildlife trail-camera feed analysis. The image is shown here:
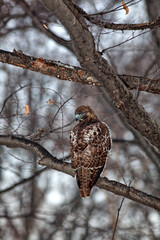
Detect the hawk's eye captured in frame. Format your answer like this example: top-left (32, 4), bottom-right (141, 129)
top-left (75, 112), bottom-right (86, 121)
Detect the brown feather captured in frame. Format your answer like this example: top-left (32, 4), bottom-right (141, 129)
top-left (70, 105), bottom-right (111, 198)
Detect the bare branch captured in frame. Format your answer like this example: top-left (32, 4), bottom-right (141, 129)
top-left (111, 197), bottom-right (125, 240)
top-left (101, 30), bottom-right (150, 53)
top-left (0, 135), bottom-right (74, 177)
top-left (40, 0), bottom-right (160, 151)
top-left (96, 178), bottom-right (160, 212)
top-left (0, 135), bottom-right (159, 211)
top-left (96, 17), bottom-right (160, 31)
top-left (75, 4), bottom-right (160, 31)
top-left (14, 0), bottom-right (74, 53)
top-left (0, 168), bottom-right (47, 194)
top-left (0, 84), bottom-right (29, 115)
top-left (0, 49), bottom-right (160, 94)
top-left (86, 0), bottom-right (141, 17)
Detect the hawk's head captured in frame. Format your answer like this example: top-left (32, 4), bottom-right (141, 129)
top-left (75, 105), bottom-right (98, 122)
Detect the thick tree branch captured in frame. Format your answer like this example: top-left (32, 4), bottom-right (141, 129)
top-left (75, 4), bottom-right (160, 31)
top-left (0, 135), bottom-right (73, 176)
top-left (0, 49), bottom-right (160, 94)
top-left (40, 0), bottom-right (160, 151)
top-left (0, 135), bottom-right (160, 212)
top-left (96, 178), bottom-right (160, 212)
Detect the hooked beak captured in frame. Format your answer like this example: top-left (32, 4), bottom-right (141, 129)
top-left (75, 114), bottom-right (80, 121)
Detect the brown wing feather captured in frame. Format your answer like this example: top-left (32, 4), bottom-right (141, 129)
top-left (89, 165), bottom-right (105, 188)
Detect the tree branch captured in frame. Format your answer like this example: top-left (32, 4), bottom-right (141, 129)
top-left (0, 135), bottom-right (74, 176)
top-left (40, 0), bottom-right (160, 151)
top-left (0, 49), bottom-right (160, 94)
top-left (15, 0), bottom-right (74, 53)
top-left (96, 178), bottom-right (160, 212)
top-left (0, 168), bottom-right (47, 194)
top-left (75, 4), bottom-right (160, 31)
top-left (0, 134), bottom-right (160, 212)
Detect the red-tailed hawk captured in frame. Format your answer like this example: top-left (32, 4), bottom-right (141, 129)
top-left (70, 105), bottom-right (111, 198)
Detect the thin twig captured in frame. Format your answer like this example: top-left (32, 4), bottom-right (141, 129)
top-left (101, 30), bottom-right (150, 54)
top-left (111, 197), bottom-right (125, 240)
top-left (0, 167), bottom-right (47, 194)
top-left (0, 84), bottom-right (29, 115)
top-left (111, 181), bottom-right (131, 240)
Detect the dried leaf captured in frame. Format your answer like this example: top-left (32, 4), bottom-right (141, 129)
top-left (43, 23), bottom-right (48, 30)
top-left (121, 0), bottom-right (129, 15)
top-left (38, 57), bottom-right (44, 61)
top-left (24, 104), bottom-right (29, 115)
top-left (39, 128), bottom-right (44, 133)
top-left (48, 99), bottom-right (54, 105)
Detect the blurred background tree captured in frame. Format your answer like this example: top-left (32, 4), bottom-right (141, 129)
top-left (0, 0), bottom-right (160, 239)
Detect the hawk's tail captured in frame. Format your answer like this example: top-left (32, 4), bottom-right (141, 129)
top-left (76, 167), bottom-right (92, 198)
top-left (76, 165), bottom-right (105, 198)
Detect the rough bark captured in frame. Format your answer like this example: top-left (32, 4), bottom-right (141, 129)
top-left (75, 3), bottom-right (160, 31)
top-left (145, 0), bottom-right (160, 68)
top-left (0, 49), bottom-right (160, 94)
top-left (40, 0), bottom-right (160, 150)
